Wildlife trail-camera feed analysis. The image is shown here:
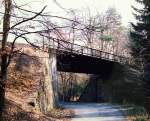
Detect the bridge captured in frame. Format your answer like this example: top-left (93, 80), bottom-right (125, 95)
top-left (13, 38), bottom-right (131, 112)
top-left (48, 38), bottom-right (130, 77)
top-left (46, 39), bottom-right (131, 102)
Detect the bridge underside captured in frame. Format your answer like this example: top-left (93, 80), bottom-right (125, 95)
top-left (57, 50), bottom-right (118, 78)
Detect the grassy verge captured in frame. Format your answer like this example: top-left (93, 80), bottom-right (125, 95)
top-left (121, 104), bottom-right (149, 121)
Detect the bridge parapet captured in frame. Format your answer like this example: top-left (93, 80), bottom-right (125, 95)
top-left (48, 38), bottom-right (131, 65)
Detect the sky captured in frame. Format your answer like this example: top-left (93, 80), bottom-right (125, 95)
top-left (0, 0), bottom-right (139, 43)
top-left (14, 0), bottom-right (137, 27)
top-left (50, 0), bottom-right (137, 26)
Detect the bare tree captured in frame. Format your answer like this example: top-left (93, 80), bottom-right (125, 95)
top-left (58, 72), bottom-right (78, 102)
top-left (0, 1), bottom-right (87, 118)
top-left (0, 0), bottom-right (51, 119)
top-left (0, 0), bottom-right (12, 119)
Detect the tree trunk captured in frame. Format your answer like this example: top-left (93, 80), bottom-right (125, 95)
top-left (0, 0), bottom-right (12, 119)
top-left (0, 83), bottom-right (5, 121)
top-left (0, 56), bottom-right (7, 120)
top-left (143, 62), bottom-right (150, 114)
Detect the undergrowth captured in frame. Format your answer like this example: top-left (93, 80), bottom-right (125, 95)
top-left (121, 104), bottom-right (149, 121)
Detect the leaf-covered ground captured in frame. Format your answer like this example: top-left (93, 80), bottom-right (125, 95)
top-left (3, 57), bottom-right (72, 121)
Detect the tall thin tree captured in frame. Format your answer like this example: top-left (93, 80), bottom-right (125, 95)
top-left (131, 0), bottom-right (150, 113)
top-left (0, 0), bottom-right (47, 119)
top-left (0, 0), bottom-right (12, 119)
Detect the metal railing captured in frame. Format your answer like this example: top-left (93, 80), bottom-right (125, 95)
top-left (49, 39), bottom-right (130, 65)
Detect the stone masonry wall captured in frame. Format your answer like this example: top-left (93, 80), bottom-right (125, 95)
top-left (13, 44), bottom-right (58, 114)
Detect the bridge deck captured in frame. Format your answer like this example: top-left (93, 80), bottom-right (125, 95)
top-left (49, 39), bottom-right (130, 65)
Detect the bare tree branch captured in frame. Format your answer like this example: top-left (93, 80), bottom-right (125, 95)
top-left (10, 6), bottom-right (46, 30)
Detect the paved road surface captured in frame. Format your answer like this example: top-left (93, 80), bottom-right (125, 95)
top-left (60, 103), bottom-right (127, 121)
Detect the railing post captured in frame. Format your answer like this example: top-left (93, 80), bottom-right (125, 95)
top-left (91, 48), bottom-right (93, 56)
top-left (81, 46), bottom-right (83, 54)
top-left (99, 51), bottom-right (101, 58)
top-left (113, 55), bottom-right (115, 62)
top-left (52, 39), bottom-right (54, 49)
top-left (58, 39), bottom-right (60, 50)
top-left (71, 42), bottom-right (73, 53)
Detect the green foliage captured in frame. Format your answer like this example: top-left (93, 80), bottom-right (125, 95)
top-left (125, 105), bottom-right (146, 116)
top-left (130, 32), bottom-right (142, 57)
top-left (130, 0), bottom-right (150, 65)
top-left (130, 0), bottom-right (150, 114)
top-left (133, 118), bottom-right (146, 121)
top-left (100, 35), bottom-right (113, 41)
top-left (130, 0), bottom-right (150, 58)
top-left (102, 64), bottom-right (144, 106)
top-left (122, 104), bottom-right (148, 121)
